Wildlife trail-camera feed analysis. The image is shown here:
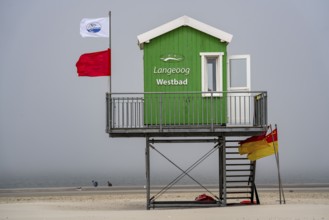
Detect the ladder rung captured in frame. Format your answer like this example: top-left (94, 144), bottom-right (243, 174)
top-left (227, 197), bottom-right (252, 200)
top-left (226, 185), bottom-right (252, 189)
top-left (226, 191), bottom-right (252, 194)
top-left (226, 158), bottom-right (248, 160)
top-left (225, 140), bottom-right (242, 143)
top-left (227, 180), bottom-right (251, 183)
top-left (226, 163), bottom-right (252, 166)
top-left (226, 169), bottom-right (253, 172)
top-left (226, 152), bottom-right (240, 155)
top-left (227, 175), bottom-right (252, 177)
top-left (225, 146), bottom-right (239, 149)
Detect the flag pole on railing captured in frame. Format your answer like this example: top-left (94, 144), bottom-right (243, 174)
top-left (108, 11), bottom-right (112, 133)
top-left (109, 11), bottom-right (112, 94)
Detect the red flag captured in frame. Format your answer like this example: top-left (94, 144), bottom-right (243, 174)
top-left (76, 49), bottom-right (111, 77)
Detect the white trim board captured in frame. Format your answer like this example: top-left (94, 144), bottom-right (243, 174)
top-left (137, 16), bottom-right (233, 49)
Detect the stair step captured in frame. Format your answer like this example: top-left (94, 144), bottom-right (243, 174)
top-left (225, 147), bottom-right (239, 149)
top-left (227, 180), bottom-right (251, 183)
top-left (225, 140), bottom-right (242, 143)
top-left (226, 163), bottom-right (252, 166)
top-left (226, 152), bottom-right (240, 155)
top-left (226, 191), bottom-right (252, 194)
top-left (227, 196), bottom-right (252, 200)
top-left (226, 169), bottom-right (253, 172)
top-left (227, 175), bottom-right (252, 178)
top-left (226, 158), bottom-right (248, 161)
top-left (226, 185), bottom-right (252, 189)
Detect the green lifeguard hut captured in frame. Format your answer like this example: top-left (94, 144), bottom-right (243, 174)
top-left (138, 16), bottom-right (232, 126)
top-left (106, 16), bottom-right (268, 209)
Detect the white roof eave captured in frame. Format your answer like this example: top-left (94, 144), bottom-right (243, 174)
top-left (137, 16), bottom-right (233, 49)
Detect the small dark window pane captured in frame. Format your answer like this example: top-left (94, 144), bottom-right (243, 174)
top-left (207, 58), bottom-right (216, 91)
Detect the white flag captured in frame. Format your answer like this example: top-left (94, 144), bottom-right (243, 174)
top-left (80, 17), bottom-right (109, 38)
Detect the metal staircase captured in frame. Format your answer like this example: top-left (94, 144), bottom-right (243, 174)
top-left (224, 138), bottom-right (260, 205)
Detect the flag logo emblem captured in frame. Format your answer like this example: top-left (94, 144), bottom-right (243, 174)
top-left (80, 17), bottom-right (109, 37)
top-left (86, 22), bottom-right (102, 33)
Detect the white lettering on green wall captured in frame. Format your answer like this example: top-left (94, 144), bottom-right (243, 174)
top-left (156, 78), bottom-right (188, 86)
top-left (153, 66), bottom-right (190, 76)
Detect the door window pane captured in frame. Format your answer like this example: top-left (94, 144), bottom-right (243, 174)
top-left (230, 59), bottom-right (247, 87)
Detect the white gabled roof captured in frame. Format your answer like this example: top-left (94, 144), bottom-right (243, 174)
top-left (137, 16), bottom-right (233, 49)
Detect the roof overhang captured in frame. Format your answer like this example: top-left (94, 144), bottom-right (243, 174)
top-left (137, 16), bottom-right (233, 49)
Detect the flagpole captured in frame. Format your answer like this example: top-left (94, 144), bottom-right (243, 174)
top-left (108, 11), bottom-right (112, 133)
top-left (275, 124), bottom-right (286, 204)
top-left (270, 124), bottom-right (283, 204)
top-left (109, 11), bottom-right (112, 93)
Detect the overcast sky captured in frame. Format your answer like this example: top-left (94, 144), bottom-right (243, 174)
top-left (1, 0), bottom-right (329, 187)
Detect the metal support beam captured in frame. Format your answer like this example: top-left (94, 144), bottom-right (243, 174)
top-left (251, 160), bottom-right (260, 204)
top-left (250, 161), bottom-right (256, 203)
top-left (145, 136), bottom-right (150, 210)
top-left (150, 138), bottom-right (218, 143)
top-left (218, 136), bottom-right (223, 201)
top-left (222, 136), bottom-right (227, 206)
top-left (218, 136), bottom-right (223, 202)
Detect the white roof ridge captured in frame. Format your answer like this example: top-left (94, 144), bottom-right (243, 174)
top-left (137, 16), bottom-right (233, 49)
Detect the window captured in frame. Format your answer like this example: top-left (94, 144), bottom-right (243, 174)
top-left (207, 58), bottom-right (217, 91)
top-left (200, 52), bottom-right (224, 97)
top-left (228, 55), bottom-right (251, 91)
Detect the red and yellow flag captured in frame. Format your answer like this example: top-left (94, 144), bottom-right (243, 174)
top-left (239, 129), bottom-right (279, 161)
top-left (238, 131), bottom-right (267, 155)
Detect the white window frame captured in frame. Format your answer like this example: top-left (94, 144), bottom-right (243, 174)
top-left (200, 52), bottom-right (224, 97)
top-left (227, 54), bottom-right (251, 91)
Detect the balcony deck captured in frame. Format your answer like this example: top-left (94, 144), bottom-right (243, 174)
top-left (106, 91), bottom-right (267, 137)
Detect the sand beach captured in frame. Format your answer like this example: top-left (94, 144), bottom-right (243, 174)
top-left (1, 185), bottom-right (329, 220)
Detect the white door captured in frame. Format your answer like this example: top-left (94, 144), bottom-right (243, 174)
top-left (227, 55), bottom-right (252, 126)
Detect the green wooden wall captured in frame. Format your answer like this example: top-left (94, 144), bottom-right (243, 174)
top-left (143, 26), bottom-right (228, 125)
